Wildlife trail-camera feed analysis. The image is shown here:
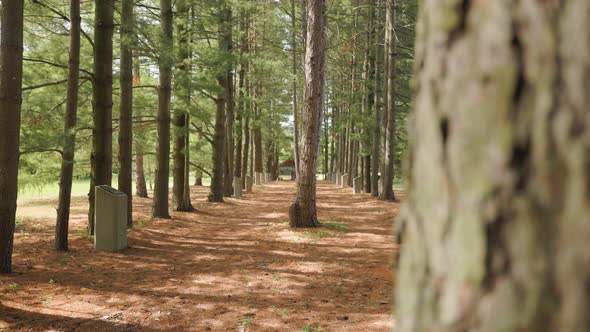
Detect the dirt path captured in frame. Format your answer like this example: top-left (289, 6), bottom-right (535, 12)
top-left (1, 181), bottom-right (398, 331)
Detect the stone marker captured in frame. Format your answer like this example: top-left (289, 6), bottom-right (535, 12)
top-left (353, 176), bottom-right (362, 194)
top-left (94, 185), bottom-right (128, 252)
top-left (341, 174), bottom-right (349, 188)
top-left (233, 177), bottom-right (242, 198)
top-left (255, 172), bottom-right (262, 185)
top-left (246, 176), bottom-right (253, 192)
top-left (336, 172), bottom-right (342, 186)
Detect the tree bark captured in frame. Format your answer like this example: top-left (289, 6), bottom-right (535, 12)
top-left (292, 0), bottom-right (301, 179)
top-left (370, 0), bottom-right (383, 197)
top-left (0, 0), bottom-right (24, 273)
top-left (55, 0), bottom-right (81, 251)
top-left (152, 0), bottom-right (173, 218)
top-left (289, 0), bottom-right (326, 228)
top-left (380, 0), bottom-right (396, 201)
top-left (89, 0), bottom-right (114, 235)
top-left (133, 55), bottom-right (148, 198)
top-left (173, 0), bottom-right (193, 211)
top-left (209, 2), bottom-right (231, 202)
top-left (223, 14), bottom-right (235, 198)
top-left (118, 0), bottom-right (134, 227)
top-left (396, 1), bottom-right (590, 331)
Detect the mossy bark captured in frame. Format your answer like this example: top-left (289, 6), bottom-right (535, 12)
top-left (396, 1), bottom-right (590, 331)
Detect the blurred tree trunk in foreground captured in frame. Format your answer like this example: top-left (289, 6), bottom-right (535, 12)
top-left (396, 1), bottom-right (590, 331)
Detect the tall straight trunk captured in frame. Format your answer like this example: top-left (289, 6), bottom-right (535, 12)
top-left (370, 0), bottom-right (383, 197)
top-left (241, 83), bottom-right (251, 187)
top-left (0, 0), bottom-right (24, 273)
top-left (323, 104), bottom-right (329, 178)
top-left (364, 155), bottom-right (371, 192)
top-left (329, 128), bottom-right (335, 173)
top-left (118, 0), bottom-right (134, 227)
top-left (380, 0), bottom-right (390, 195)
top-left (152, 0), bottom-right (173, 218)
top-left (397, 2), bottom-right (590, 331)
top-left (289, 0), bottom-right (326, 228)
top-left (209, 2), bottom-right (231, 202)
top-left (362, 0), bottom-right (374, 194)
top-left (223, 20), bottom-right (235, 198)
top-left (89, 0), bottom-right (114, 234)
top-left (173, 0), bottom-right (193, 211)
top-left (292, 0), bottom-right (301, 179)
top-left (235, 12), bottom-right (246, 181)
top-left (55, 0), bottom-right (81, 251)
top-left (253, 84), bottom-right (263, 174)
top-left (133, 58), bottom-right (148, 198)
top-left (380, 0), bottom-right (396, 201)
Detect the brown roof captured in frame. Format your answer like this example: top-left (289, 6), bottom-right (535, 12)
top-left (280, 160), bottom-right (295, 168)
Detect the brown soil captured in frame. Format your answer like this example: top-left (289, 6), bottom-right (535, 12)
top-left (1, 181), bottom-right (398, 331)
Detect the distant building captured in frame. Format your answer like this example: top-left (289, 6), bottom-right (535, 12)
top-left (279, 160), bottom-right (295, 180)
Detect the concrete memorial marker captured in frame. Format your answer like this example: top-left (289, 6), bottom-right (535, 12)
top-left (94, 185), bottom-right (128, 252)
top-left (246, 176), bottom-right (253, 192)
top-left (353, 176), bottom-right (362, 194)
top-left (233, 177), bottom-right (242, 198)
top-left (336, 172), bottom-right (342, 186)
top-left (341, 174), bottom-right (349, 188)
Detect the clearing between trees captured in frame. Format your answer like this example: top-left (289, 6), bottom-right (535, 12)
top-left (1, 181), bottom-right (397, 331)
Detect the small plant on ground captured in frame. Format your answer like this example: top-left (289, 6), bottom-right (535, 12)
top-left (242, 317), bottom-right (252, 328)
top-left (7, 283), bottom-right (18, 293)
top-left (301, 323), bottom-right (312, 332)
top-left (76, 228), bottom-right (92, 241)
top-left (281, 309), bottom-right (289, 318)
top-left (59, 253), bottom-right (70, 265)
top-left (271, 305), bottom-right (278, 313)
top-left (42, 296), bottom-right (53, 304)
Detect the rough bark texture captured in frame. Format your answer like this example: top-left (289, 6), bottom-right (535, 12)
top-left (380, 0), bottom-right (396, 202)
top-left (289, 0), bottom-right (326, 228)
top-left (223, 11), bottom-right (235, 198)
top-left (208, 2), bottom-right (231, 203)
top-left (371, 0), bottom-right (383, 198)
top-left (0, 0), bottom-right (24, 273)
top-left (292, 0), bottom-right (301, 179)
top-left (152, 0), bottom-right (173, 218)
top-left (172, 0), bottom-right (193, 212)
top-left (133, 58), bottom-right (148, 198)
top-left (396, 1), bottom-right (590, 331)
top-left (88, 0), bottom-right (114, 234)
top-left (55, 0), bottom-right (81, 251)
top-left (118, 0), bottom-right (134, 227)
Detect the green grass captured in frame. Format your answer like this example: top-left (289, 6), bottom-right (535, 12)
top-left (18, 176), bottom-right (212, 200)
top-left (322, 222), bottom-right (349, 231)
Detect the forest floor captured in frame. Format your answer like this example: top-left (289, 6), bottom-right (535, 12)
top-left (1, 181), bottom-right (399, 331)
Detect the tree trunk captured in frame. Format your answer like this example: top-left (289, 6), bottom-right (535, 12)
top-left (173, 0), bottom-right (193, 211)
top-left (380, 0), bottom-right (396, 201)
top-left (223, 30), bottom-right (235, 198)
top-left (209, 2), bottom-right (231, 203)
top-left (241, 93), bottom-right (250, 187)
top-left (118, 0), bottom-right (134, 227)
top-left (133, 55), bottom-right (148, 198)
top-left (194, 168), bottom-right (203, 186)
top-left (289, 0), bottom-right (326, 228)
top-left (396, 2), bottom-right (590, 331)
top-left (55, 0), bottom-right (81, 251)
top-left (89, 0), bottom-right (114, 235)
top-left (0, 0), bottom-right (24, 273)
top-left (292, 0), bottom-right (301, 179)
top-left (152, 0), bottom-right (173, 218)
top-left (370, 0), bottom-right (383, 197)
